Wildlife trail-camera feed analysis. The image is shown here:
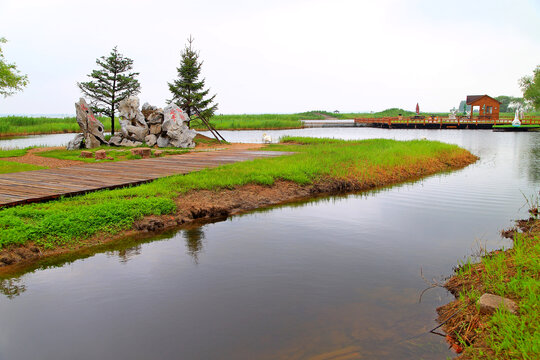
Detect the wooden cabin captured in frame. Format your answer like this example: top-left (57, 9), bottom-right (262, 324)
top-left (466, 95), bottom-right (501, 120)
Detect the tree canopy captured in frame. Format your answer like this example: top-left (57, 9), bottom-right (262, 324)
top-left (494, 95), bottom-right (525, 112)
top-left (0, 37), bottom-right (28, 98)
top-left (77, 46), bottom-right (140, 135)
top-left (520, 65), bottom-right (540, 111)
top-left (168, 36), bottom-right (218, 124)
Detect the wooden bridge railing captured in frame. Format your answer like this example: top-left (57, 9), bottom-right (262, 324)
top-left (354, 116), bottom-right (540, 126)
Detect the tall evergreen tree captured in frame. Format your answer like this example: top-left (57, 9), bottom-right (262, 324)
top-left (77, 46), bottom-right (140, 135)
top-left (168, 36), bottom-right (218, 124)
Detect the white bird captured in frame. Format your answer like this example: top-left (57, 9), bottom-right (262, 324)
top-left (262, 133), bottom-right (272, 144)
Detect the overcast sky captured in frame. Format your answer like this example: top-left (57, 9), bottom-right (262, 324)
top-left (1, 0), bottom-right (539, 115)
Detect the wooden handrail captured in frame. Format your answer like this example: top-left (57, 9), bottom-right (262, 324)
top-left (353, 116), bottom-right (540, 126)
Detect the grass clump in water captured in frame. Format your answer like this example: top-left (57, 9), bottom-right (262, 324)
top-left (0, 137), bottom-right (476, 249)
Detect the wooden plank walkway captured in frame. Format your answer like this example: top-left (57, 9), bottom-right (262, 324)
top-left (0, 149), bottom-right (292, 207)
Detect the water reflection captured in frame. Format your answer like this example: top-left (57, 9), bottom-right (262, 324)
top-left (0, 277), bottom-right (26, 298)
top-left (112, 244), bottom-right (142, 264)
top-left (182, 227), bottom-right (206, 263)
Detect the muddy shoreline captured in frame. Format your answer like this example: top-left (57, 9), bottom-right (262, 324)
top-left (0, 151), bottom-right (477, 271)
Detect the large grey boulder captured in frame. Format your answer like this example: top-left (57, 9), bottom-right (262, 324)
top-left (160, 104), bottom-right (196, 148)
top-left (108, 135), bottom-right (123, 147)
top-left (118, 96), bottom-right (149, 142)
top-left (145, 134), bottom-right (157, 147)
top-left (67, 133), bottom-right (84, 150)
top-left (120, 138), bottom-right (136, 147)
top-left (69, 98), bottom-right (108, 149)
top-left (156, 134), bottom-right (169, 148)
top-left (149, 124), bottom-right (162, 135)
top-left (142, 103), bottom-right (164, 125)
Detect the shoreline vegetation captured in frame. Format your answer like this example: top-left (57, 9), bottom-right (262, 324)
top-left (0, 137), bottom-right (477, 269)
top-left (437, 210), bottom-right (539, 359)
top-left (1, 110), bottom-right (533, 138)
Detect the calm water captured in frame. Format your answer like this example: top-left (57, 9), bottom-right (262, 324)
top-left (0, 129), bottom-right (538, 360)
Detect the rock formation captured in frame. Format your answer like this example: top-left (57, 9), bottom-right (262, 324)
top-left (67, 98), bottom-right (107, 149)
top-left (160, 104), bottom-right (196, 148)
top-left (117, 96), bottom-right (148, 142)
top-left (68, 96), bottom-right (197, 150)
top-left (110, 97), bottom-right (196, 148)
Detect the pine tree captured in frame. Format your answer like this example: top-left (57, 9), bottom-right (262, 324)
top-left (168, 36), bottom-right (218, 124)
top-left (77, 46), bottom-right (140, 135)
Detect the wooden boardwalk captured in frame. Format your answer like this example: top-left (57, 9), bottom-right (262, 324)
top-left (0, 149), bottom-right (292, 207)
top-left (354, 116), bottom-right (540, 129)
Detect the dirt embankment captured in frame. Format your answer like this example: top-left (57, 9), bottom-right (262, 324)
top-left (0, 151), bottom-right (478, 270)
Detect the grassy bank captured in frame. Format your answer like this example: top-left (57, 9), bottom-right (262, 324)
top-left (438, 213), bottom-right (539, 359)
top-left (0, 138), bottom-right (476, 253)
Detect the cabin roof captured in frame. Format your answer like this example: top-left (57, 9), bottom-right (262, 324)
top-left (466, 95), bottom-right (501, 105)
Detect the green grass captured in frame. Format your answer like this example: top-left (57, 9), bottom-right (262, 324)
top-left (447, 225), bottom-right (540, 359)
top-left (193, 112), bottom-right (324, 130)
top-left (0, 116), bottom-right (118, 136)
top-left (0, 160), bottom-right (45, 174)
top-left (0, 137), bottom-right (474, 250)
top-left (37, 146), bottom-right (189, 163)
top-left (493, 124), bottom-right (540, 128)
top-left (0, 148), bottom-right (30, 158)
top-left (0, 148), bottom-right (43, 174)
